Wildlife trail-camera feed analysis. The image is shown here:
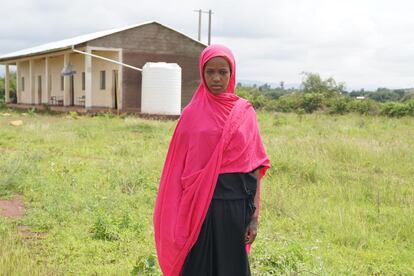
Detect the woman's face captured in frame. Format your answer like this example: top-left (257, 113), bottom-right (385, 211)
top-left (203, 57), bottom-right (231, 94)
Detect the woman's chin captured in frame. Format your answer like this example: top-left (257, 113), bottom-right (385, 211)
top-left (208, 89), bottom-right (226, 95)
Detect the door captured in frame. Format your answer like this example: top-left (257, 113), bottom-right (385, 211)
top-left (112, 70), bottom-right (118, 109)
top-left (38, 75), bottom-right (42, 104)
top-left (70, 75), bottom-right (74, 106)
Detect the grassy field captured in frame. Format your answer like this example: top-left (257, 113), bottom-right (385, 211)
top-left (0, 108), bottom-right (413, 275)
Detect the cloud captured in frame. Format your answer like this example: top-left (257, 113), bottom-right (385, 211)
top-left (1, 0), bottom-right (414, 89)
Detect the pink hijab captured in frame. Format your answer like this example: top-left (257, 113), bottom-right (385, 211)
top-left (153, 44), bottom-right (270, 276)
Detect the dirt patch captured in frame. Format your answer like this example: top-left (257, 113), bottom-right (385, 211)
top-left (0, 195), bottom-right (48, 239)
top-left (0, 195), bottom-right (25, 218)
top-left (17, 225), bottom-right (48, 239)
top-left (0, 147), bottom-right (18, 153)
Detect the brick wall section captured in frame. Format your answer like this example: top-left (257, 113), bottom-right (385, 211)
top-left (87, 22), bottom-right (205, 111)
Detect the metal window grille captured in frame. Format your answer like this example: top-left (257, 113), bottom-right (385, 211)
top-left (100, 71), bottom-right (106, 90)
top-left (82, 72), bottom-right (85, 91)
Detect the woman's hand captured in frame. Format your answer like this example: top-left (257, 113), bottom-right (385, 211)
top-left (245, 218), bottom-right (258, 244)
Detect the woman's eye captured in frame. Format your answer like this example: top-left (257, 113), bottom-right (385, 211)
top-left (220, 70), bottom-right (228, 75)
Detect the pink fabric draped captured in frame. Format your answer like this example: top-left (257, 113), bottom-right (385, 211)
top-left (153, 44), bottom-right (270, 276)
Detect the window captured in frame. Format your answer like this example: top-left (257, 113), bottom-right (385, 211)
top-left (100, 70), bottom-right (106, 90)
top-left (61, 76), bottom-right (64, 91)
top-left (21, 77), bottom-right (25, 91)
top-left (82, 72), bottom-right (85, 91)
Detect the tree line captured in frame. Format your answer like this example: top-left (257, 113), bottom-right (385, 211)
top-left (237, 73), bottom-right (414, 117)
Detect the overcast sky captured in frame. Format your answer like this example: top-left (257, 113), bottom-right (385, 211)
top-left (1, 0), bottom-right (414, 90)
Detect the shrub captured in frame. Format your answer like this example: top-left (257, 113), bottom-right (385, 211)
top-left (91, 213), bottom-right (120, 241)
top-left (348, 99), bottom-right (380, 115)
top-left (406, 99), bottom-right (414, 116)
top-left (266, 93), bottom-right (324, 113)
top-left (263, 99), bottom-right (279, 112)
top-left (325, 96), bottom-right (351, 115)
top-left (380, 102), bottom-right (410, 117)
top-left (274, 93), bottom-right (302, 112)
top-left (250, 94), bottom-right (267, 109)
top-left (301, 93), bottom-right (324, 113)
top-left (131, 255), bottom-right (158, 275)
top-left (237, 87), bottom-right (267, 109)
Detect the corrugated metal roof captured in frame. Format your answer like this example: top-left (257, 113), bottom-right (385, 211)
top-left (0, 21), bottom-right (205, 62)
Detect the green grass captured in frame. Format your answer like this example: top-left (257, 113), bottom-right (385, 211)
top-left (0, 108), bottom-right (413, 275)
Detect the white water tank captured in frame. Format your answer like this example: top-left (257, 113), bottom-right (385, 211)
top-left (141, 62), bottom-right (182, 115)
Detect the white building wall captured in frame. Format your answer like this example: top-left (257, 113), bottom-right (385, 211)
top-left (48, 56), bottom-right (64, 100)
top-left (33, 59), bottom-right (46, 104)
top-left (18, 61), bottom-right (30, 104)
top-left (91, 51), bottom-right (119, 108)
top-left (70, 53), bottom-right (85, 105)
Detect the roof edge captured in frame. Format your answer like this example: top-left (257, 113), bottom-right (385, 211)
top-left (0, 21), bottom-right (207, 63)
top-left (0, 46), bottom-right (73, 63)
top-left (151, 21), bottom-right (208, 47)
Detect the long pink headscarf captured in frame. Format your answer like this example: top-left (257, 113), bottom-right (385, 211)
top-left (153, 44), bottom-right (270, 276)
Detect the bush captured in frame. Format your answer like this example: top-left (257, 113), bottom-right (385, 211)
top-left (263, 99), bottom-right (279, 112)
top-left (325, 96), bottom-right (350, 115)
top-left (131, 255), bottom-right (158, 275)
top-left (237, 87), bottom-right (267, 109)
top-left (348, 99), bottom-right (380, 115)
top-left (406, 99), bottom-right (414, 116)
top-left (380, 102), bottom-right (411, 117)
top-left (273, 93), bottom-right (303, 112)
top-left (264, 93), bottom-right (324, 113)
top-left (250, 94), bottom-right (267, 109)
top-left (91, 213), bottom-right (120, 241)
top-left (300, 93), bottom-right (324, 113)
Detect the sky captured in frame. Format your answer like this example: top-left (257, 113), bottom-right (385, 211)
top-left (1, 0), bottom-right (414, 90)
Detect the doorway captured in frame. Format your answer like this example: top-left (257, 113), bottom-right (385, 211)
top-left (70, 75), bottom-right (74, 106)
top-left (112, 70), bottom-right (118, 109)
top-left (37, 75), bottom-right (42, 104)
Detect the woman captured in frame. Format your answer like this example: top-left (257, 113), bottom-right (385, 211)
top-left (154, 44), bottom-right (270, 276)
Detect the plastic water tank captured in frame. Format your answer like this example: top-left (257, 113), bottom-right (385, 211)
top-left (141, 62), bottom-right (182, 115)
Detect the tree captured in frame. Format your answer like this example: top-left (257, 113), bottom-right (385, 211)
top-left (301, 72), bottom-right (345, 97)
top-left (258, 83), bottom-right (271, 91)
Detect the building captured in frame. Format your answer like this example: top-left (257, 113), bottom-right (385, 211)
top-left (0, 21), bottom-right (206, 113)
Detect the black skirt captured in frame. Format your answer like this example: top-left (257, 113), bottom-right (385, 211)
top-left (182, 172), bottom-right (257, 276)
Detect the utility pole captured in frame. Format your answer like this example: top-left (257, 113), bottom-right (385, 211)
top-left (196, 9), bottom-right (202, 41)
top-left (208, 9), bottom-right (212, 45)
top-left (194, 9), bottom-right (213, 45)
